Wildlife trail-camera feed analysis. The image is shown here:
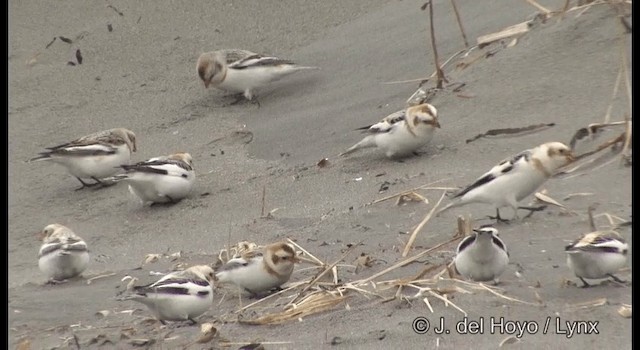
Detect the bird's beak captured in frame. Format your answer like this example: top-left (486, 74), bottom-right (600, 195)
top-left (434, 119), bottom-right (441, 128)
top-left (566, 152), bottom-right (576, 163)
top-left (204, 79), bottom-right (210, 89)
top-left (35, 231), bottom-right (45, 241)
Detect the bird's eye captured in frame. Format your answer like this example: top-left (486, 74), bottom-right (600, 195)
top-left (282, 256), bottom-right (288, 260)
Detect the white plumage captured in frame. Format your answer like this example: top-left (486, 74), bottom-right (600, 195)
top-left (565, 231), bottom-right (629, 287)
top-left (119, 265), bottom-right (215, 324)
top-left (340, 103), bottom-right (440, 158)
top-left (38, 224), bottom-right (90, 283)
top-left (28, 128), bottom-right (137, 190)
top-left (437, 141), bottom-right (575, 221)
top-left (454, 226), bottom-right (509, 283)
top-left (215, 242), bottom-right (298, 296)
top-left (107, 152), bottom-right (195, 205)
top-left (196, 49), bottom-right (319, 101)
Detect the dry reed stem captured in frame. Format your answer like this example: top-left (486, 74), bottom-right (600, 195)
top-left (239, 292), bottom-right (348, 325)
top-left (476, 283), bottom-right (541, 306)
top-left (290, 244), bottom-right (359, 304)
top-left (449, 0), bottom-right (469, 47)
top-left (428, 290), bottom-right (468, 316)
top-left (286, 239), bottom-right (324, 266)
top-left (368, 178), bottom-right (449, 205)
top-left (565, 297), bottom-right (608, 311)
top-left (360, 235), bottom-right (462, 284)
top-left (604, 67), bottom-right (623, 124)
top-left (425, 1), bottom-right (446, 88)
top-left (525, 0), bottom-right (552, 15)
top-left (402, 191), bottom-right (448, 257)
top-left (219, 341), bottom-right (293, 347)
top-left (383, 48), bottom-right (469, 85)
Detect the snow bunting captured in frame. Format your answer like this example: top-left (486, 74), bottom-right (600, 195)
top-left (196, 49), bottom-right (319, 101)
top-left (437, 141), bottom-right (575, 221)
top-left (565, 231), bottom-right (629, 287)
top-left (454, 226), bottom-right (509, 283)
top-left (28, 128), bottom-right (137, 190)
top-left (107, 152), bottom-right (195, 205)
top-left (339, 103), bottom-right (440, 158)
top-left (215, 242), bottom-right (299, 296)
top-left (119, 265), bottom-right (215, 324)
top-left (38, 224), bottom-right (90, 283)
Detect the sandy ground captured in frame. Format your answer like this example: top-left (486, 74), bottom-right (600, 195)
top-left (9, 0), bottom-right (632, 349)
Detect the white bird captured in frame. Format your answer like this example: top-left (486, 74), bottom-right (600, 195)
top-left (28, 128), bottom-right (137, 190)
top-left (437, 141), bottom-right (575, 222)
top-left (196, 49), bottom-right (319, 102)
top-left (454, 226), bottom-right (509, 283)
top-left (37, 224), bottom-right (90, 283)
top-left (339, 103), bottom-right (440, 158)
top-left (565, 231), bottom-right (629, 288)
top-left (107, 152), bottom-right (195, 205)
top-left (215, 242), bottom-right (299, 296)
top-left (118, 265), bottom-right (215, 324)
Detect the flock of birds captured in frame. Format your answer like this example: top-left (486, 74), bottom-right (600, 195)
top-left (26, 48), bottom-right (629, 325)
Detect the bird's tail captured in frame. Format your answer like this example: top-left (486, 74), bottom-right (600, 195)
top-left (27, 153), bottom-right (53, 163)
top-left (103, 174), bottom-right (129, 183)
top-left (435, 200), bottom-right (464, 217)
top-left (339, 136), bottom-right (376, 157)
top-left (293, 65), bottom-right (321, 72)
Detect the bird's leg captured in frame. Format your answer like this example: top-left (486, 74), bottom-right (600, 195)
top-left (607, 274), bottom-right (627, 284)
top-left (487, 208), bottom-right (511, 224)
top-left (188, 317), bottom-right (199, 325)
top-left (165, 195), bottom-right (178, 204)
top-left (228, 93), bottom-right (248, 105)
top-left (519, 205), bottom-right (548, 219)
top-left (160, 320), bottom-right (167, 325)
top-left (579, 277), bottom-right (592, 288)
top-left (92, 176), bottom-right (116, 188)
top-left (74, 177), bottom-right (100, 191)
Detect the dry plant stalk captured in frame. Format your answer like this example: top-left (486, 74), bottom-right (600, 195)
top-left (239, 292), bottom-right (349, 325)
top-left (402, 191), bottom-right (447, 257)
top-left (290, 244), bottom-right (358, 304)
top-left (477, 21), bottom-right (531, 47)
top-left (361, 235), bottom-right (462, 284)
top-left (422, 1), bottom-right (446, 88)
top-left (449, 0), bottom-right (469, 47)
top-left (565, 297), bottom-right (608, 311)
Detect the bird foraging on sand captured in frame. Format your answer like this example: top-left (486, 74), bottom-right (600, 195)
top-left (106, 152), bottom-right (195, 205)
top-left (214, 242), bottom-right (299, 296)
top-left (454, 226), bottom-right (509, 283)
top-left (196, 49), bottom-right (319, 102)
top-left (339, 103), bottom-right (440, 158)
top-left (38, 224), bottom-right (90, 284)
top-left (565, 231), bottom-right (629, 288)
top-left (118, 265), bottom-right (215, 324)
top-left (436, 141), bottom-right (575, 222)
top-left (28, 128), bottom-right (137, 190)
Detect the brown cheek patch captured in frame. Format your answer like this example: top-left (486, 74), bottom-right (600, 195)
top-left (532, 158), bottom-right (552, 177)
top-left (271, 254), bottom-right (279, 265)
top-left (197, 64), bottom-right (207, 80)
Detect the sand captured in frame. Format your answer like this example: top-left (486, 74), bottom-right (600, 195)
top-left (9, 0), bottom-right (631, 349)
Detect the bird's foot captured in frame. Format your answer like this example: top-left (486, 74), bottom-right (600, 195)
top-left (608, 274), bottom-right (628, 285)
top-left (487, 209), bottom-right (512, 224)
top-left (46, 279), bottom-right (69, 285)
top-left (519, 205), bottom-right (548, 219)
top-left (74, 177), bottom-right (101, 191)
top-left (579, 277), bottom-right (592, 288)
